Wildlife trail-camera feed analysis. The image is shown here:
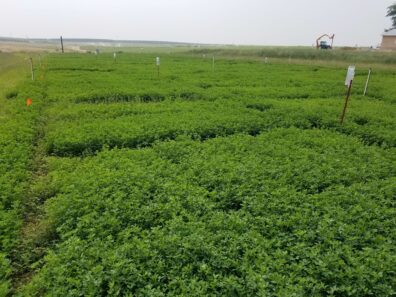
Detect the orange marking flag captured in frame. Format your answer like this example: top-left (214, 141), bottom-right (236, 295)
top-left (26, 98), bottom-right (32, 107)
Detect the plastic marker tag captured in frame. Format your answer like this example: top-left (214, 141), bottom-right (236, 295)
top-left (345, 66), bottom-right (355, 86)
top-left (26, 98), bottom-right (32, 107)
top-left (156, 57), bottom-right (160, 66)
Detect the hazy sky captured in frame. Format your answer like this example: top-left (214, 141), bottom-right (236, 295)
top-left (1, 0), bottom-right (394, 46)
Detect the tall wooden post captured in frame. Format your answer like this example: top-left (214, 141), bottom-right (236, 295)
top-left (340, 80), bottom-right (353, 125)
top-left (60, 36), bottom-right (64, 53)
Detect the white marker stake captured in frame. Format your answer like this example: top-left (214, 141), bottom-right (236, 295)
top-left (29, 57), bottom-right (34, 81)
top-left (113, 52), bottom-right (117, 63)
top-left (363, 68), bottom-right (371, 96)
top-left (264, 57), bottom-right (268, 64)
top-left (340, 66), bottom-right (356, 124)
top-left (156, 57), bottom-right (160, 78)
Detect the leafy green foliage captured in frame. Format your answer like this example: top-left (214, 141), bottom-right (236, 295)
top-left (43, 97), bottom-right (395, 157)
top-left (0, 253), bottom-right (11, 297)
top-left (22, 129), bottom-right (396, 296)
top-left (44, 54), bottom-right (396, 104)
top-left (387, 3), bottom-right (396, 29)
top-left (1, 51), bottom-right (395, 296)
top-left (0, 83), bottom-right (45, 295)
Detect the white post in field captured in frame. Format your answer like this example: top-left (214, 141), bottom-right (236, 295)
top-left (29, 57), bottom-right (34, 81)
top-left (156, 57), bottom-right (160, 78)
top-left (363, 68), bottom-right (372, 96)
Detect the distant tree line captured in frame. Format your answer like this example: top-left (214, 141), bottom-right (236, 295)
top-left (387, 3), bottom-right (396, 29)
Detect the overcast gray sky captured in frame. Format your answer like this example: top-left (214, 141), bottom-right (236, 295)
top-left (1, 0), bottom-right (394, 46)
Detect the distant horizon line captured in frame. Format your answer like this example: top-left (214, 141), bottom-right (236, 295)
top-left (0, 36), bottom-right (382, 48)
top-left (0, 36), bottom-right (203, 45)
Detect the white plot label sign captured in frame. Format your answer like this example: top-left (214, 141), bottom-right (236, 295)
top-left (156, 57), bottom-right (160, 66)
top-left (345, 66), bottom-right (355, 86)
